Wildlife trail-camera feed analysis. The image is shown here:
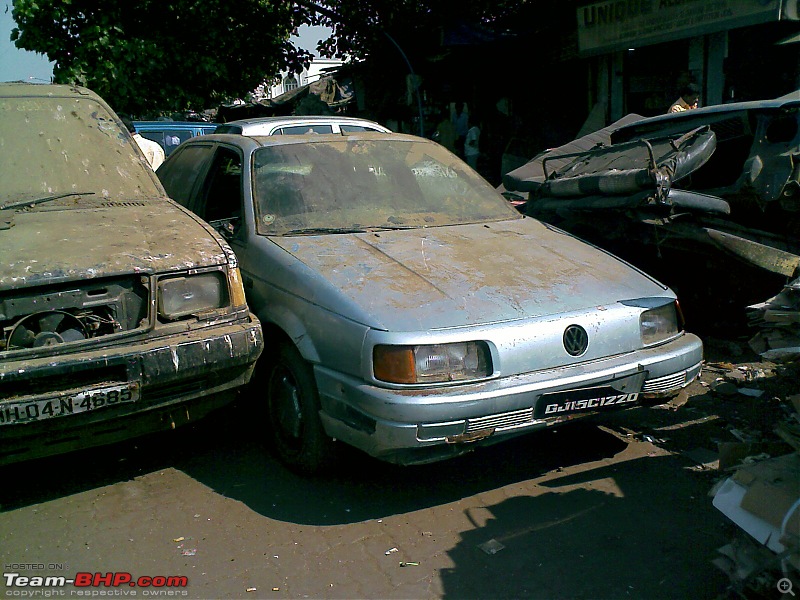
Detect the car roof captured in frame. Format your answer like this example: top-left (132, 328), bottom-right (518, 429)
top-left (215, 115), bottom-right (391, 134)
top-left (188, 131), bottom-right (413, 150)
top-left (0, 81), bottom-right (102, 100)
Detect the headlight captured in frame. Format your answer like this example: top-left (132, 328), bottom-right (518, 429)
top-left (158, 272), bottom-right (227, 320)
top-left (373, 342), bottom-right (492, 384)
top-left (640, 302), bottom-right (680, 345)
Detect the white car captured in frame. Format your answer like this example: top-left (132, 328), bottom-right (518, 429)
top-left (214, 115), bottom-right (391, 136)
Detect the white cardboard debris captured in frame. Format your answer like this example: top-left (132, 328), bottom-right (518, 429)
top-left (712, 478), bottom-right (784, 553)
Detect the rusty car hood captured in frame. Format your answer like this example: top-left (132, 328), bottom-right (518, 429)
top-left (0, 201), bottom-right (225, 289)
top-left (271, 218), bottom-right (670, 331)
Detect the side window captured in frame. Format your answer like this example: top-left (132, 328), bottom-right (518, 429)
top-left (278, 124), bottom-right (333, 135)
top-left (340, 125), bottom-right (380, 133)
top-left (140, 131), bottom-right (166, 153)
top-left (161, 130), bottom-right (193, 155)
top-left (158, 145), bottom-right (215, 206)
top-left (201, 147), bottom-right (243, 226)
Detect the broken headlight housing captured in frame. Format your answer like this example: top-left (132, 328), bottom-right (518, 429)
top-left (373, 342), bottom-right (492, 384)
top-left (640, 301), bottom-right (680, 345)
top-left (157, 272), bottom-right (229, 320)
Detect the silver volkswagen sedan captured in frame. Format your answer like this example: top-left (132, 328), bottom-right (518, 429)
top-left (157, 131), bottom-right (703, 473)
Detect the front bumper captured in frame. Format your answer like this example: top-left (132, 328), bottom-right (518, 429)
top-left (0, 316), bottom-right (263, 465)
top-left (316, 332), bottom-right (702, 464)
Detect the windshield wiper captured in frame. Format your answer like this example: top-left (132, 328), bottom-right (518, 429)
top-left (369, 225), bottom-right (419, 230)
top-left (0, 191), bottom-right (97, 211)
top-left (283, 227), bottom-right (368, 235)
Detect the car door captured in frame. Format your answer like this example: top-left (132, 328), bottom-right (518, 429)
top-left (162, 143), bottom-right (247, 237)
top-left (195, 146), bottom-right (246, 240)
top-left (160, 141), bottom-right (265, 309)
top-left (157, 143), bottom-right (217, 210)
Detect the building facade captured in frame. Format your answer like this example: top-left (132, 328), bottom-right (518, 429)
top-left (576, 0), bottom-right (800, 120)
top-left (253, 58), bottom-right (344, 101)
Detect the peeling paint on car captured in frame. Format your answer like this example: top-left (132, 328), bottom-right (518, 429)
top-left (158, 131), bottom-right (702, 467)
top-left (0, 83), bottom-right (264, 465)
top-left (271, 219), bottom-right (664, 331)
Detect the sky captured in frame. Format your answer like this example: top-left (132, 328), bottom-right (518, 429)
top-left (0, 0), bottom-right (53, 82)
top-left (0, 1), bottom-right (330, 83)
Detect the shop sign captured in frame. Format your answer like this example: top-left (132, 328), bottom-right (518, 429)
top-left (577, 0), bottom-right (787, 54)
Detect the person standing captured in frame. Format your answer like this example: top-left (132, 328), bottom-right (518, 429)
top-left (464, 117), bottom-right (481, 171)
top-left (668, 83), bottom-right (701, 113)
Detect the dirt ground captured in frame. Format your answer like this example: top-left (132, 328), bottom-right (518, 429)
top-left (1, 334), bottom-right (798, 600)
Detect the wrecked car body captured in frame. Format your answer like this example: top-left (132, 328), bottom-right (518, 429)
top-left (0, 83), bottom-right (263, 465)
top-left (157, 130), bottom-right (703, 473)
top-left (748, 276), bottom-right (800, 362)
top-left (504, 95), bottom-right (800, 329)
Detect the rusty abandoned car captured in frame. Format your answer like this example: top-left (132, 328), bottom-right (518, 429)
top-left (157, 130), bottom-right (703, 473)
top-left (0, 83), bottom-right (264, 465)
top-left (503, 94), bottom-right (800, 330)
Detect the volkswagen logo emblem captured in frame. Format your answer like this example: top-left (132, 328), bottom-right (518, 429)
top-left (563, 325), bottom-right (588, 356)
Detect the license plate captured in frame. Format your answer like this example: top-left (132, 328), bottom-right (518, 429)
top-left (0, 383), bottom-right (140, 426)
top-left (535, 386), bottom-right (639, 418)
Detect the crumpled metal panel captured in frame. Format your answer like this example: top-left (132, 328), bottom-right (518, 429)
top-left (534, 126), bottom-right (717, 202)
top-left (502, 113), bottom-right (646, 193)
top-left (504, 96), bottom-right (800, 329)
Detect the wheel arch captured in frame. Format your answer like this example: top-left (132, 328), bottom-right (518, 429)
top-left (257, 305), bottom-right (321, 364)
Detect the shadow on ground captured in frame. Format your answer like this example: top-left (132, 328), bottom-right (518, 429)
top-left (2, 400), bottom-right (629, 525)
top-left (438, 454), bottom-right (733, 600)
top-left (4, 345), bottom-right (796, 531)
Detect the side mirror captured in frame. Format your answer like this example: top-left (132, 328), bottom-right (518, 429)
top-left (209, 217), bottom-right (240, 240)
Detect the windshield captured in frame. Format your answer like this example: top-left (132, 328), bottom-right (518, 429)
top-left (252, 137), bottom-right (520, 235)
top-left (0, 95), bottom-right (164, 205)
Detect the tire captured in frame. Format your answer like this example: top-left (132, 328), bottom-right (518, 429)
top-left (265, 343), bottom-right (333, 474)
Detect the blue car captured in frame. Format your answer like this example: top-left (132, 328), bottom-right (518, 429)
top-left (133, 121), bottom-right (218, 156)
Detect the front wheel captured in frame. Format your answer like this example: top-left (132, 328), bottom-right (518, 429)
top-left (266, 343), bottom-right (334, 474)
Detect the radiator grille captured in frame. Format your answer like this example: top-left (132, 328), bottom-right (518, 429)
top-left (642, 371), bottom-right (687, 393)
top-left (466, 408), bottom-right (535, 433)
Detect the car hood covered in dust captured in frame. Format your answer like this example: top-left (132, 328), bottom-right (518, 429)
top-left (271, 217), bottom-right (671, 331)
top-left (0, 202), bottom-right (226, 289)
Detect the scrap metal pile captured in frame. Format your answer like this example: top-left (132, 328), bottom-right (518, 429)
top-left (748, 276), bottom-right (800, 362)
top-left (710, 394), bottom-right (800, 596)
top-left (503, 94), bottom-right (800, 339)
